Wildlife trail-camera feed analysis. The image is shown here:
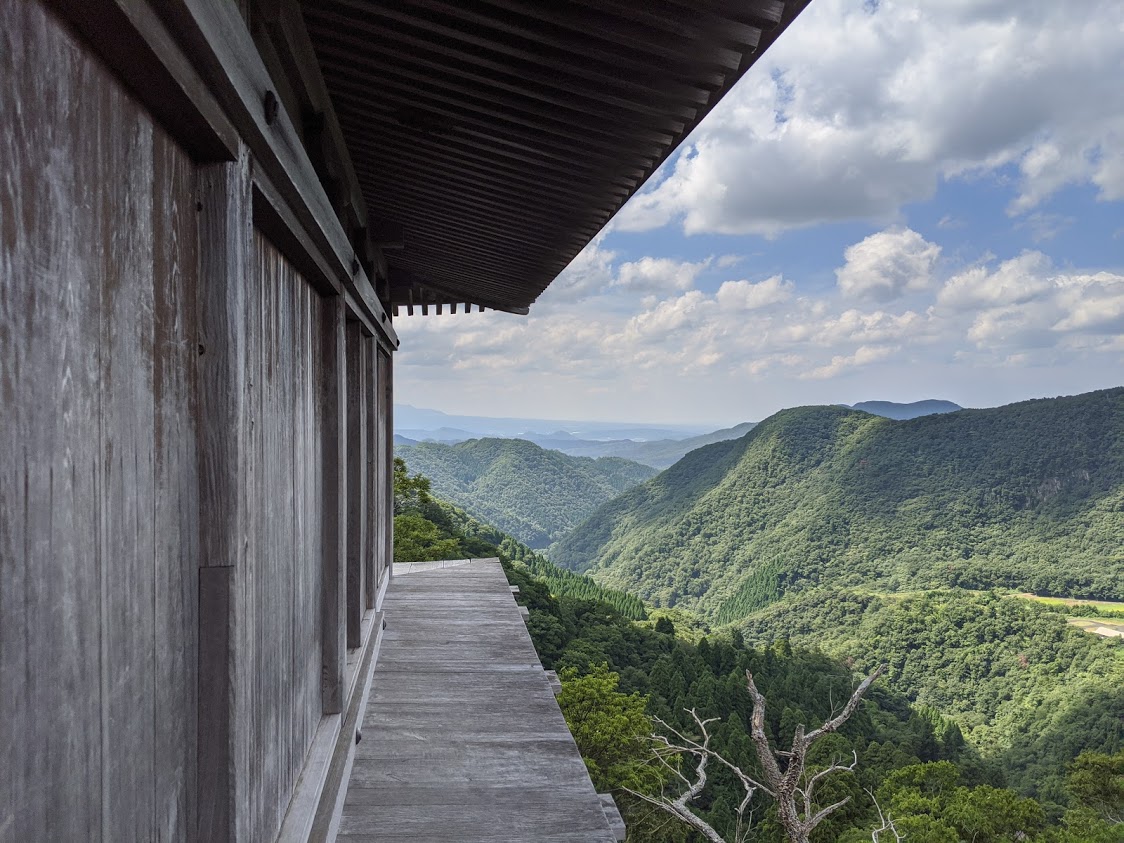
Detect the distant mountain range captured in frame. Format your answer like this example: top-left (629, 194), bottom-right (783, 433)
top-left (549, 388), bottom-right (1124, 620)
top-left (395, 401), bottom-right (963, 466)
top-left (396, 438), bottom-right (657, 548)
top-left (848, 399), bottom-right (962, 419)
top-left (395, 404), bottom-right (709, 441)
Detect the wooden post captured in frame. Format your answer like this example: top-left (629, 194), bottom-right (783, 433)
top-left (320, 295), bottom-right (347, 713)
top-left (383, 350), bottom-right (394, 576)
top-left (196, 147), bottom-right (253, 843)
top-left (345, 321), bottom-right (367, 649)
top-left (365, 336), bottom-right (378, 610)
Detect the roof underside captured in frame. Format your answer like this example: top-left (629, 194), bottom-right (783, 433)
top-left (301, 0), bottom-right (810, 314)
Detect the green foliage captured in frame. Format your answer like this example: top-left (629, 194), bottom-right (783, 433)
top-left (876, 763), bottom-right (1046, 842)
top-left (739, 588), bottom-right (1124, 807)
top-left (397, 437), bottom-right (657, 547)
top-left (551, 388), bottom-right (1124, 613)
top-left (1066, 749), bottom-right (1124, 827)
top-left (556, 664), bottom-right (664, 794)
top-left (506, 560), bottom-right (979, 842)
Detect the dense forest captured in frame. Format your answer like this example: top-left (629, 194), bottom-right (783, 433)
top-left (738, 588), bottom-right (1124, 806)
top-left (396, 437), bottom-right (656, 547)
top-left (393, 462), bottom-right (1124, 842)
top-left (550, 388), bottom-right (1124, 617)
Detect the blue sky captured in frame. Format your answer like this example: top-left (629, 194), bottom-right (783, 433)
top-left (395, 0), bottom-right (1124, 426)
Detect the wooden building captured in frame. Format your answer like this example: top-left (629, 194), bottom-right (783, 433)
top-left (0, 1), bottom-right (808, 840)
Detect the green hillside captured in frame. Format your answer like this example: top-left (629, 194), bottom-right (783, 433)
top-left (549, 388), bottom-right (1124, 619)
top-left (396, 437), bottom-right (657, 548)
top-left (738, 588), bottom-right (1124, 806)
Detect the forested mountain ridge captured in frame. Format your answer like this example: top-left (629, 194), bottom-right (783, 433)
top-left (394, 461), bottom-right (1123, 841)
top-left (523, 421), bottom-right (758, 468)
top-left (849, 398), bottom-right (962, 419)
top-left (549, 387), bottom-right (1124, 618)
top-left (396, 437), bottom-right (657, 548)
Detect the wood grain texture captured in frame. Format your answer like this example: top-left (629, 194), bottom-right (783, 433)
top-left (1, 3), bottom-right (199, 839)
top-left (364, 337), bottom-right (377, 610)
top-left (247, 231), bottom-right (326, 840)
top-left (346, 321), bottom-right (367, 648)
top-left (321, 294), bottom-right (347, 714)
top-left (155, 0), bottom-right (397, 346)
top-left (339, 560), bottom-right (616, 842)
top-left (379, 350), bottom-right (394, 589)
top-left (153, 125), bottom-right (201, 843)
top-left (196, 151), bottom-right (254, 843)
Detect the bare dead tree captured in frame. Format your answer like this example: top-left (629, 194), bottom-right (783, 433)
top-left (625, 708), bottom-right (766, 843)
top-left (748, 665), bottom-right (885, 843)
top-left (629, 665), bottom-right (886, 843)
top-left (868, 788), bottom-right (905, 842)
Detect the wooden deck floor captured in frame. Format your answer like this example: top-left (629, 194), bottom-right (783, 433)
top-left (338, 559), bottom-right (617, 842)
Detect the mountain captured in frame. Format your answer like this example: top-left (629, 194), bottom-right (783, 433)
top-left (517, 421), bottom-right (758, 469)
top-left (394, 404), bottom-right (709, 441)
top-left (549, 388), bottom-right (1124, 620)
top-left (396, 438), bottom-right (658, 548)
top-left (850, 398), bottom-right (963, 419)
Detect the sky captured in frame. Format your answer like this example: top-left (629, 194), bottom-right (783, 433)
top-left (393, 0), bottom-right (1124, 427)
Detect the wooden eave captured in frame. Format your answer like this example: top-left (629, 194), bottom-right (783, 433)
top-left (298, 0), bottom-right (811, 315)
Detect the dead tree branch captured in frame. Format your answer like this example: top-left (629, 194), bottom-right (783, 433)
top-left (637, 665), bottom-right (885, 843)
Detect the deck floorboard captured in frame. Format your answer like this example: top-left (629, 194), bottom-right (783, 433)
top-left (338, 558), bottom-right (616, 842)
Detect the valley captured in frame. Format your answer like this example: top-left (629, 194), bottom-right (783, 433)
top-left (392, 387), bottom-right (1124, 842)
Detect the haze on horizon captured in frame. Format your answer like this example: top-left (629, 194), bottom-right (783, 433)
top-left (394, 0), bottom-right (1124, 427)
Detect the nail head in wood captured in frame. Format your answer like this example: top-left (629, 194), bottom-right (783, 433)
top-left (263, 90), bottom-right (279, 126)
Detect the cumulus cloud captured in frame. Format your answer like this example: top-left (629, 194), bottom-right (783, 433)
top-left (714, 275), bottom-right (794, 310)
top-left (802, 345), bottom-right (899, 380)
top-left (394, 223), bottom-right (1123, 421)
top-left (937, 252), bottom-right (1124, 351)
top-left (538, 236), bottom-right (616, 303)
top-left (613, 257), bottom-right (709, 294)
top-left (614, 0), bottom-right (1124, 236)
top-left (835, 227), bottom-right (941, 300)
top-left (938, 251), bottom-right (1054, 310)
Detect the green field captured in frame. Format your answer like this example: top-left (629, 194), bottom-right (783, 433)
top-left (1014, 592), bottom-right (1124, 613)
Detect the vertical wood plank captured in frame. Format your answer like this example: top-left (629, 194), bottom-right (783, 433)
top-left (365, 337), bottom-right (377, 610)
top-left (346, 321), bottom-right (367, 648)
top-left (99, 68), bottom-right (159, 843)
top-left (152, 130), bottom-right (201, 843)
top-left (196, 147), bottom-right (253, 843)
top-left (0, 4), bottom-right (103, 836)
top-left (321, 295), bottom-right (347, 713)
top-left (381, 350), bottom-right (395, 577)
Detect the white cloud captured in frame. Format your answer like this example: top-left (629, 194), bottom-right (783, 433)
top-left (614, 0), bottom-right (1124, 236)
top-left (538, 236), bottom-right (616, 303)
top-left (937, 253), bottom-right (1124, 351)
top-left (802, 345), bottom-right (899, 380)
top-left (835, 227), bottom-right (941, 300)
top-left (938, 251), bottom-right (1054, 310)
top-left (613, 256), bottom-right (708, 294)
top-left (714, 275), bottom-right (794, 310)
top-left (394, 224), bottom-right (1123, 422)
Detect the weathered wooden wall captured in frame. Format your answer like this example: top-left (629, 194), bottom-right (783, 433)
top-left (247, 233), bottom-right (326, 840)
top-left (2, 3), bottom-right (395, 841)
top-left (0, 2), bottom-right (199, 839)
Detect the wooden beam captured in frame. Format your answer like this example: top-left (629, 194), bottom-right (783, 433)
top-left (365, 337), bottom-right (378, 611)
top-left (49, 0), bottom-right (238, 161)
top-left (195, 149), bottom-right (254, 843)
top-left (345, 320), bottom-right (367, 650)
top-left (153, 0), bottom-right (397, 346)
top-left (320, 295), bottom-right (347, 714)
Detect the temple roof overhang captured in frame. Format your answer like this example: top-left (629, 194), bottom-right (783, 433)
top-left (297, 0), bottom-right (811, 315)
